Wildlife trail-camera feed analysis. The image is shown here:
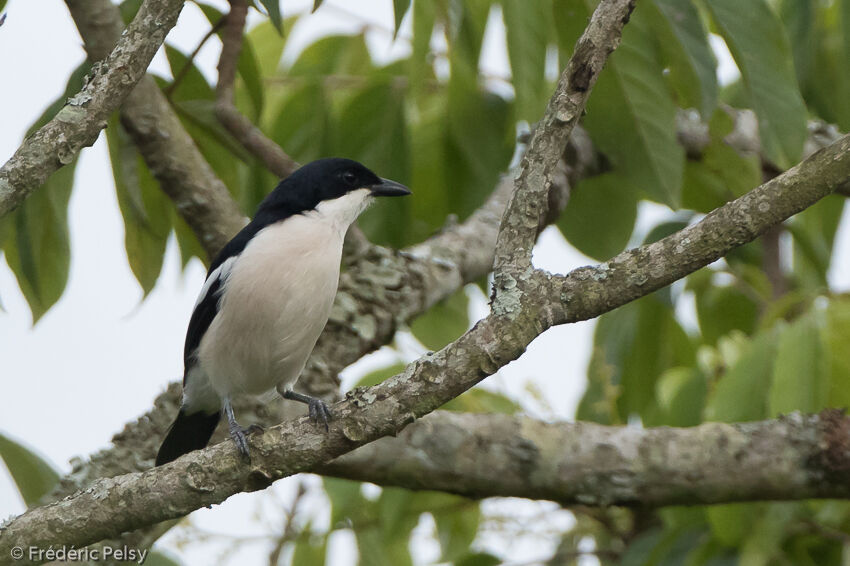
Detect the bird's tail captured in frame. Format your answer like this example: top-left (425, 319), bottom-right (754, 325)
top-left (155, 408), bottom-right (221, 466)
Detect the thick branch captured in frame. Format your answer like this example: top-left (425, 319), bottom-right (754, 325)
top-left (321, 409), bottom-right (850, 507)
top-left (493, 0), bottom-right (635, 274)
top-left (65, 0), bottom-right (247, 258)
top-left (544, 134), bottom-right (850, 326)
top-left (6, 110), bottom-right (844, 560)
top-left (0, 0), bottom-right (185, 218)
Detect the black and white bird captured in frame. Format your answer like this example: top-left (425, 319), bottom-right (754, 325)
top-left (155, 158), bottom-right (410, 466)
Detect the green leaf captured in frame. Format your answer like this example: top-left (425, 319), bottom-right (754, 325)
top-left (173, 99), bottom-right (253, 163)
top-left (618, 529), bottom-right (665, 566)
top-left (378, 488), bottom-right (421, 545)
top-left (444, 78), bottom-right (513, 221)
top-left (408, 97), bottom-right (450, 237)
top-left (825, 299), bottom-right (850, 409)
top-left (443, 388), bottom-right (522, 414)
top-left (3, 158), bottom-right (76, 323)
top-left (455, 553), bottom-right (501, 566)
top-left (410, 0), bottom-right (437, 95)
top-left (105, 118), bottom-right (171, 294)
top-left (653, 367), bottom-right (707, 427)
top-left (705, 0), bottom-right (807, 169)
top-left (289, 34), bottom-right (372, 77)
top-left (356, 525), bottom-right (413, 566)
top-left (312, 0), bottom-right (323, 12)
top-left (323, 477), bottom-right (368, 527)
top-left (171, 100), bottom-right (244, 200)
top-left (356, 363), bottom-right (406, 388)
top-left (269, 81), bottom-right (332, 163)
top-left (705, 329), bottom-right (777, 422)
top-left (291, 529), bottom-right (327, 566)
top-left (649, 0), bottom-right (717, 117)
top-left (706, 504), bottom-right (761, 547)
top-left (430, 496), bottom-right (480, 562)
top-left (590, 294), bottom-right (695, 420)
top-left (164, 44), bottom-right (214, 101)
top-left (501, 0), bottom-right (551, 122)
top-left (557, 172), bottom-right (639, 261)
top-left (577, 344), bottom-right (621, 424)
top-left (695, 284), bottom-right (759, 345)
top-left (769, 310), bottom-right (828, 415)
top-left (787, 195), bottom-right (846, 291)
top-left (237, 36), bottom-right (265, 119)
top-left (409, 288), bottom-right (469, 350)
top-left (257, 0), bottom-right (283, 34)
top-left (118, 0), bottom-right (143, 24)
top-left (0, 432), bottom-right (60, 507)
top-left (333, 78), bottom-right (412, 247)
top-left (445, 0), bottom-right (491, 67)
top-left (739, 502), bottom-right (802, 566)
top-left (681, 109), bottom-right (762, 212)
top-left (195, 4), bottom-right (265, 119)
top-left (172, 209), bottom-right (207, 268)
top-left (0, 64), bottom-right (90, 322)
top-left (393, 0), bottom-right (411, 37)
top-left (580, 5), bottom-right (685, 207)
top-left (247, 19), bottom-right (290, 78)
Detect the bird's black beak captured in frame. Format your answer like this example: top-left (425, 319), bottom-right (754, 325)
top-left (369, 178), bottom-right (411, 197)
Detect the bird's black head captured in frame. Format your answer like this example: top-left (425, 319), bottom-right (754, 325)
top-left (254, 158), bottom-right (410, 223)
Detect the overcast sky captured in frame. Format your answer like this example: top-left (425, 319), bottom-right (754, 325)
top-left (1, 1), bottom-right (848, 564)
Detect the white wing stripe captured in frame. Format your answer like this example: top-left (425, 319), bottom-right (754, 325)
top-left (194, 256), bottom-right (237, 309)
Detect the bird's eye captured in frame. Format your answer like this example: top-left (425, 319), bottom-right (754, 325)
top-left (342, 171), bottom-right (357, 185)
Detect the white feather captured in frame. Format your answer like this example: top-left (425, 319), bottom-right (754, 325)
top-left (193, 189), bottom-right (372, 402)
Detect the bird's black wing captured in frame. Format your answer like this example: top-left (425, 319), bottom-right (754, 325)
top-left (182, 221), bottom-right (267, 379)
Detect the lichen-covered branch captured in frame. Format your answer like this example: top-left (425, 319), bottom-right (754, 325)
top-left (0, 0), bottom-right (186, 219)
top-left (65, 0), bottom-right (247, 258)
top-left (493, 0), bottom-right (635, 275)
top-left (5, 0), bottom-right (847, 557)
top-left (543, 133), bottom-right (850, 327)
top-left (321, 409), bottom-right (850, 507)
top-left (13, 124), bottom-right (841, 556)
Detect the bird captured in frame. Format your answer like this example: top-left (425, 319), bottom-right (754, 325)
top-left (155, 158), bottom-right (410, 466)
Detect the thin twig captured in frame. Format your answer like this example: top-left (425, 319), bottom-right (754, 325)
top-left (166, 17), bottom-right (226, 99)
top-left (267, 481), bottom-right (307, 566)
top-left (215, 0), bottom-right (298, 178)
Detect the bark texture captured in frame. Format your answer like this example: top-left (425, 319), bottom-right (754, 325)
top-left (0, 0), bottom-right (186, 218)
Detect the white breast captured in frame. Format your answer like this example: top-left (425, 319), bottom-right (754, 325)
top-left (196, 189), bottom-right (371, 399)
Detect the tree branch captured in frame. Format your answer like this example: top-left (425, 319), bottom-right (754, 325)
top-left (65, 0), bottom-right (247, 258)
top-left (543, 133), bottom-right (850, 327)
top-left (214, 0), bottom-right (299, 178)
top-left (2, 89), bottom-right (845, 566)
top-left (321, 409), bottom-right (850, 507)
top-left (493, 0), bottom-right (635, 275)
top-left (12, 0), bottom-right (843, 554)
top-left (8, 0), bottom-right (846, 560)
top-left (0, 0), bottom-right (185, 218)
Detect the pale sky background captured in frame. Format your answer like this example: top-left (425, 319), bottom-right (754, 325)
top-left (1, 1), bottom-right (848, 565)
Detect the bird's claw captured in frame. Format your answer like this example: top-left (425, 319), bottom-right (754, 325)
top-left (308, 399), bottom-right (332, 431)
top-left (245, 423), bottom-right (265, 435)
top-left (229, 424), bottom-right (262, 461)
top-left (229, 425), bottom-right (251, 461)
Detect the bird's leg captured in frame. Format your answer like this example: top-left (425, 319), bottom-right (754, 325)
top-left (222, 397), bottom-right (256, 461)
top-left (280, 389), bottom-right (332, 431)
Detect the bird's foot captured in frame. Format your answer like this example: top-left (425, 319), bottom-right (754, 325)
top-left (228, 424), bottom-right (252, 461)
top-left (223, 397), bottom-right (262, 461)
top-left (281, 390), bottom-right (332, 431)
